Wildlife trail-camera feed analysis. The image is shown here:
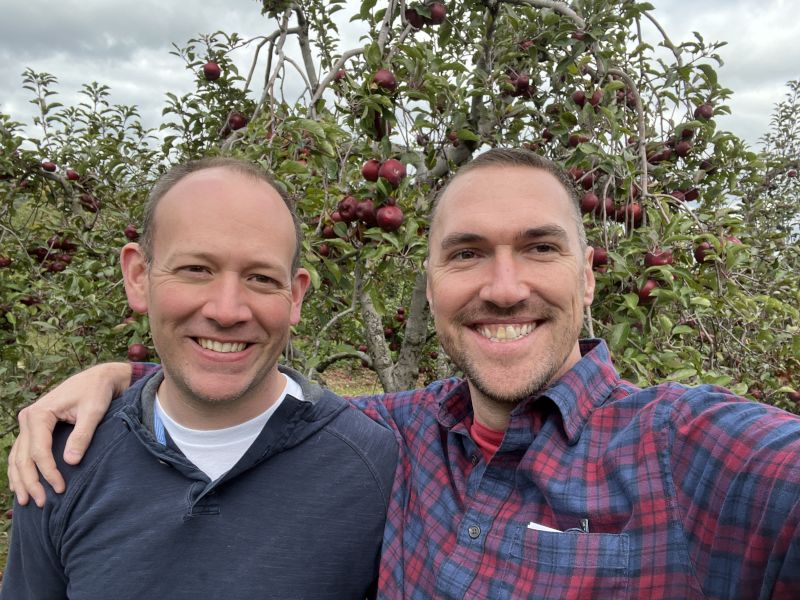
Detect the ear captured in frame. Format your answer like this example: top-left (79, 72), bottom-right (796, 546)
top-left (582, 246), bottom-right (596, 308)
top-left (423, 258), bottom-right (434, 308)
top-left (288, 268), bottom-right (312, 325)
top-left (120, 243), bottom-right (150, 314)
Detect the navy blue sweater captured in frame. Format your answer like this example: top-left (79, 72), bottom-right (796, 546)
top-left (2, 367), bottom-right (398, 600)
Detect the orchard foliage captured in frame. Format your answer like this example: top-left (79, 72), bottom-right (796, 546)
top-left (2, 0), bottom-right (800, 441)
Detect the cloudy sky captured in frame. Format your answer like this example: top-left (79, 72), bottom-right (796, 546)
top-left (2, 0), bottom-right (797, 147)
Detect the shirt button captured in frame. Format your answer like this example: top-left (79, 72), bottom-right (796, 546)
top-left (468, 525), bottom-right (481, 539)
top-left (470, 454), bottom-right (480, 465)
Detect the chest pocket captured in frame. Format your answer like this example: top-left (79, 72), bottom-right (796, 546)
top-left (503, 527), bottom-right (630, 599)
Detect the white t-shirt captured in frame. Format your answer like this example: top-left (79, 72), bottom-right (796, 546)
top-left (154, 374), bottom-right (303, 480)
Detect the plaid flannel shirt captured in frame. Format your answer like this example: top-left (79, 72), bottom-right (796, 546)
top-left (132, 339), bottom-right (800, 599)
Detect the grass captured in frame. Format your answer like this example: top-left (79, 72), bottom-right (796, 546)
top-left (320, 365), bottom-right (386, 397)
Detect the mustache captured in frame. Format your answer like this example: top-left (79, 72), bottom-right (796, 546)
top-left (453, 301), bottom-right (553, 324)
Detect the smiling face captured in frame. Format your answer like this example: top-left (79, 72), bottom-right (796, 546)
top-left (426, 165), bottom-right (595, 427)
top-left (121, 167), bottom-right (310, 429)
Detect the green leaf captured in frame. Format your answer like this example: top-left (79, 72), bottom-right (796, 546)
top-left (671, 325), bottom-right (694, 336)
top-left (609, 322), bottom-right (630, 349)
top-left (668, 368), bottom-right (697, 382)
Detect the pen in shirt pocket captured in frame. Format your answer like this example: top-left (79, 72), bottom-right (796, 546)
top-left (527, 518), bottom-right (589, 533)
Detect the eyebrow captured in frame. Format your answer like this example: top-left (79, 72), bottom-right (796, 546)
top-left (439, 225), bottom-right (570, 251)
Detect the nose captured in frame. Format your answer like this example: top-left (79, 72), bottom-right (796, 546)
top-left (478, 250), bottom-right (530, 307)
top-left (200, 273), bottom-right (253, 326)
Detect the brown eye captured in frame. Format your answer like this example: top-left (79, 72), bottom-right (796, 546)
top-left (453, 249), bottom-right (478, 260)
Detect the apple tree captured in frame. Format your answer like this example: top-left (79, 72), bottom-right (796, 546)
top-left (2, 0), bottom-right (800, 435)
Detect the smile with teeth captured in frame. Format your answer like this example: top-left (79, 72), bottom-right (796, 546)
top-left (196, 338), bottom-right (248, 353)
top-left (476, 322), bottom-right (536, 342)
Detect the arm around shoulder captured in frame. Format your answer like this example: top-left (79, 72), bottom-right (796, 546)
top-left (8, 362), bottom-right (134, 507)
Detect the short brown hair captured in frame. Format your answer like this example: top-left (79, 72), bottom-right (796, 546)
top-left (430, 148), bottom-right (586, 248)
top-left (139, 157), bottom-right (303, 273)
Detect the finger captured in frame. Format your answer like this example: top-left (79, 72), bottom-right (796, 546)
top-left (7, 439), bottom-right (30, 506)
top-left (63, 404), bottom-right (108, 464)
top-left (20, 406), bottom-right (65, 500)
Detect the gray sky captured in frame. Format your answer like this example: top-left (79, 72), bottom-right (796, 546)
top-left (2, 0), bottom-right (797, 147)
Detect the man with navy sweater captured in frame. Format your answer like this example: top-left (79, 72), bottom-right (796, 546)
top-left (0, 157), bottom-right (397, 600)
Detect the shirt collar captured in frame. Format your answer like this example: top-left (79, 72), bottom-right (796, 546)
top-left (437, 339), bottom-right (620, 445)
top-left (532, 339), bottom-right (620, 444)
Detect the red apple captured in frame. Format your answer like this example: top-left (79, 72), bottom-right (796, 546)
top-left (428, 2), bottom-right (447, 25)
top-left (598, 196), bottom-right (615, 217)
top-left (376, 204), bottom-right (404, 232)
top-left (79, 193), bottom-right (100, 212)
top-left (318, 243), bottom-right (331, 258)
top-left (591, 246), bottom-right (608, 268)
top-left (589, 89), bottom-right (603, 107)
top-left (787, 169), bottom-right (797, 178)
top-left (0, 256), bottom-right (12, 268)
top-left (405, 7), bottom-right (425, 28)
top-left (41, 161), bottom-right (56, 172)
top-left (571, 90), bottom-right (586, 108)
top-left (127, 343), bottom-right (149, 362)
top-left (384, 327), bottom-right (394, 338)
top-left (65, 169), bottom-right (80, 181)
top-left (568, 166), bottom-right (585, 181)
top-left (373, 69), bottom-right (397, 92)
top-left (580, 192), bottom-right (599, 214)
top-left (338, 195), bottom-right (359, 223)
top-left (47, 260), bottom-right (67, 273)
top-left (694, 241), bottom-right (713, 263)
top-left (682, 187), bottom-right (700, 201)
top-left (322, 225), bottom-right (336, 239)
top-left (228, 112), bottom-right (248, 130)
top-left (625, 202), bottom-right (644, 227)
top-left (694, 102), bottom-right (714, 120)
top-left (669, 190), bottom-right (686, 202)
top-left (378, 158), bottom-right (406, 187)
top-left (356, 199), bottom-right (378, 226)
top-left (124, 224), bottom-right (139, 240)
top-left (361, 159), bottom-right (381, 182)
top-left (202, 61), bottom-right (221, 81)
top-left (638, 279), bottom-right (659, 303)
top-left (644, 249), bottom-right (674, 267)
top-left (699, 159), bottom-right (718, 175)
top-left (333, 68), bottom-right (346, 82)
top-left (568, 133), bottom-right (590, 147)
top-left (674, 141), bottom-right (692, 158)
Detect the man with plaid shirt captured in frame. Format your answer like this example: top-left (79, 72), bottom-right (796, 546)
top-left (9, 149), bottom-right (800, 598)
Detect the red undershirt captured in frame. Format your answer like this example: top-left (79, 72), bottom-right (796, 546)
top-left (469, 418), bottom-right (506, 462)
